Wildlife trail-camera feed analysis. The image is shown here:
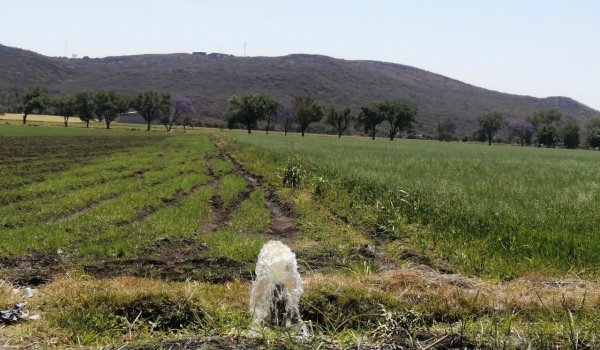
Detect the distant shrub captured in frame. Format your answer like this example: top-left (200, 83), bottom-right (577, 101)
top-left (588, 128), bottom-right (600, 149)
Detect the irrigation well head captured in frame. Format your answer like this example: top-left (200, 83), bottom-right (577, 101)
top-left (249, 240), bottom-right (304, 330)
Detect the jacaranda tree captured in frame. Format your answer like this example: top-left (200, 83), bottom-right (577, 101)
top-left (159, 95), bottom-right (195, 132)
top-left (276, 105), bottom-right (294, 136)
top-left (509, 120), bottom-right (535, 146)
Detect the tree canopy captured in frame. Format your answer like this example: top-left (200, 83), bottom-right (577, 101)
top-left (276, 106), bottom-right (294, 136)
top-left (225, 93), bottom-right (278, 134)
top-left (509, 120), bottom-right (535, 146)
top-left (380, 100), bottom-right (417, 141)
top-left (94, 90), bottom-right (130, 129)
top-left (292, 95), bottom-right (323, 137)
top-left (131, 90), bottom-right (171, 131)
top-left (478, 112), bottom-right (507, 145)
top-left (159, 95), bottom-right (195, 132)
top-left (21, 87), bottom-right (48, 125)
top-left (356, 103), bottom-right (384, 140)
top-left (527, 109), bottom-right (562, 147)
top-left (437, 118), bottom-right (457, 142)
top-left (325, 106), bottom-right (352, 138)
top-left (588, 128), bottom-right (600, 149)
top-left (72, 92), bottom-right (96, 128)
top-left (52, 95), bottom-right (75, 127)
top-left (562, 119), bottom-right (580, 149)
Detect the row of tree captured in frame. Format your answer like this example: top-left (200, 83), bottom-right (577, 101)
top-left (225, 93), bottom-right (418, 140)
top-left (21, 87), bottom-right (195, 131)
top-left (18, 87), bottom-right (600, 149)
top-left (472, 109), bottom-right (599, 149)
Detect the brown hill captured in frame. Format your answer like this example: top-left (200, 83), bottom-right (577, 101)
top-left (1, 44), bottom-right (598, 133)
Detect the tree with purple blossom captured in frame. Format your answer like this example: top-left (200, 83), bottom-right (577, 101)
top-left (509, 120), bottom-right (535, 146)
top-left (159, 95), bottom-right (195, 132)
top-left (276, 105), bottom-right (294, 136)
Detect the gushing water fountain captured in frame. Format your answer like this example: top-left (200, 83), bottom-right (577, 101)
top-left (249, 241), bottom-right (305, 333)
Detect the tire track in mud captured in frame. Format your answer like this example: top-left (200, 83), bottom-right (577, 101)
top-left (84, 152), bottom-right (256, 283)
top-left (0, 170), bottom-right (211, 286)
top-left (215, 144), bottom-right (298, 240)
top-left (88, 147), bottom-right (300, 284)
top-left (197, 151), bottom-right (254, 234)
top-left (0, 164), bottom-right (168, 207)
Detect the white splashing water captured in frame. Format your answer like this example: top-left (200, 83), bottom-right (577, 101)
top-left (249, 240), bottom-right (304, 330)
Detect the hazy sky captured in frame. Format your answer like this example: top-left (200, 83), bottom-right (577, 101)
top-left (2, 0), bottom-right (599, 109)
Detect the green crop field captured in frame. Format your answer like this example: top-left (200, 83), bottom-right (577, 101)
top-left (1, 124), bottom-right (599, 349)
top-left (227, 131), bottom-right (600, 279)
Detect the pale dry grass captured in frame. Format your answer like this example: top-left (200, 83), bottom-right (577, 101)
top-left (0, 267), bottom-right (598, 348)
top-left (0, 113), bottom-right (83, 123)
top-left (305, 264), bottom-right (600, 315)
top-left (0, 276), bottom-right (251, 348)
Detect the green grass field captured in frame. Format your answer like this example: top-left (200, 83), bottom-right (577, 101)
top-left (226, 132), bottom-right (600, 278)
top-left (1, 124), bottom-right (599, 349)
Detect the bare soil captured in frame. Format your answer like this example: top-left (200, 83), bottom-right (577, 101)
top-left (83, 238), bottom-right (253, 283)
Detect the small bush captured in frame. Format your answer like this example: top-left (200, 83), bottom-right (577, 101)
top-left (370, 190), bottom-right (413, 239)
top-left (313, 176), bottom-right (328, 197)
top-left (279, 156), bottom-right (304, 188)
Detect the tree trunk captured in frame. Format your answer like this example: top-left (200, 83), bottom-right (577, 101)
top-left (521, 139), bottom-right (524, 147)
top-left (106, 120), bottom-right (111, 129)
top-left (183, 125), bottom-right (186, 130)
top-left (338, 131), bottom-right (342, 138)
top-left (147, 120), bottom-right (151, 131)
top-left (22, 114), bottom-right (27, 125)
top-left (284, 128), bottom-right (288, 136)
top-left (64, 116), bottom-right (69, 127)
top-left (86, 120), bottom-right (90, 128)
top-left (301, 129), bottom-right (305, 137)
top-left (488, 138), bottom-right (492, 146)
top-left (371, 128), bottom-right (375, 140)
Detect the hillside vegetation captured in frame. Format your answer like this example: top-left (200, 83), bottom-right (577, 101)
top-left (1, 44), bottom-right (599, 133)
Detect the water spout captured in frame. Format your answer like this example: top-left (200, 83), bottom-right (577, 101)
top-left (249, 240), bottom-right (304, 329)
